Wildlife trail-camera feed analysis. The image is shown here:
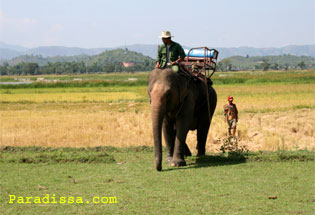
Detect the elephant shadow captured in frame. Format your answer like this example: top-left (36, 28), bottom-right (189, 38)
top-left (162, 154), bottom-right (247, 171)
top-left (191, 154), bottom-right (247, 168)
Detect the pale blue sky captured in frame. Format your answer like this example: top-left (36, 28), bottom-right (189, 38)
top-left (0, 0), bottom-right (314, 48)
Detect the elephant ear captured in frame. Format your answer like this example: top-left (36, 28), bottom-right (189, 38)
top-left (177, 76), bottom-right (188, 103)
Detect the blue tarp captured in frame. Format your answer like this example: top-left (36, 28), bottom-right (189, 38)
top-left (184, 49), bottom-right (215, 58)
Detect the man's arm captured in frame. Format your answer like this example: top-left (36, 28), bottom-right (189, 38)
top-left (223, 105), bottom-right (228, 122)
top-left (234, 104), bottom-right (238, 122)
top-left (178, 44), bottom-right (186, 61)
top-left (156, 45), bottom-right (161, 68)
top-left (171, 43), bottom-right (186, 65)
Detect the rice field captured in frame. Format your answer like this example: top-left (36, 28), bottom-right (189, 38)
top-left (1, 70), bottom-right (315, 153)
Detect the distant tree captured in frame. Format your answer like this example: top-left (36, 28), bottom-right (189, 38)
top-left (228, 63), bottom-right (233, 71)
top-left (218, 59), bottom-right (232, 72)
top-left (25, 62), bottom-right (39, 75)
top-left (0, 65), bottom-right (8, 75)
top-left (102, 64), bottom-right (115, 73)
top-left (261, 59), bottom-right (270, 71)
top-left (144, 59), bottom-right (151, 68)
top-left (3, 62), bottom-right (9, 68)
top-left (297, 61), bottom-right (305, 70)
top-left (246, 54), bottom-right (249, 58)
top-left (254, 64), bottom-right (262, 70)
top-left (216, 62), bottom-right (223, 72)
top-left (114, 64), bottom-right (123, 72)
top-left (271, 63), bottom-right (279, 70)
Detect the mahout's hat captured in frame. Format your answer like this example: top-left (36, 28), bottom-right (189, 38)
top-left (159, 31), bottom-right (173, 38)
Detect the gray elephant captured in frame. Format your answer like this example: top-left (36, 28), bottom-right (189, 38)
top-left (148, 68), bottom-right (217, 171)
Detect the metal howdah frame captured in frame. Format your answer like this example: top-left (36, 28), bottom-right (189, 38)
top-left (182, 47), bottom-right (219, 79)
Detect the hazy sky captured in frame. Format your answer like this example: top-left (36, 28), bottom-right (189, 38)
top-left (0, 0), bottom-right (314, 48)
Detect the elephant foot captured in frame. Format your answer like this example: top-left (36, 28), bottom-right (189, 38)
top-left (166, 155), bottom-right (173, 163)
top-left (184, 148), bottom-right (192, 156)
top-left (156, 164), bottom-right (162, 171)
top-left (197, 148), bottom-right (206, 157)
top-left (197, 152), bottom-right (206, 157)
top-left (171, 158), bottom-right (186, 167)
top-left (155, 159), bottom-right (162, 171)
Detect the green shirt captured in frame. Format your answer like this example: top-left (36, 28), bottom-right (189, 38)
top-left (156, 41), bottom-right (186, 68)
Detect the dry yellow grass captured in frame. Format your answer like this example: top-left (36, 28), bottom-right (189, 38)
top-left (0, 102), bottom-right (314, 153)
top-left (215, 83), bottom-right (315, 113)
top-left (0, 104), bottom-right (152, 148)
top-left (1, 81), bottom-right (315, 152)
top-left (201, 108), bottom-right (315, 153)
top-left (0, 91), bottom-right (142, 103)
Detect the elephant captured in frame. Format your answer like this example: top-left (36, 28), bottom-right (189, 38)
top-left (148, 68), bottom-right (217, 171)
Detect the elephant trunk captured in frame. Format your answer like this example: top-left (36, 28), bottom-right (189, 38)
top-left (150, 89), bottom-right (166, 171)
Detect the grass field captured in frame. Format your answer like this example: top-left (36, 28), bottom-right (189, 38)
top-left (0, 70), bottom-right (315, 214)
top-left (0, 147), bottom-right (314, 215)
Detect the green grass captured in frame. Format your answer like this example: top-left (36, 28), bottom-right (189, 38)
top-left (0, 72), bottom-right (150, 82)
top-left (213, 70), bottom-right (315, 85)
top-left (0, 86), bottom-right (146, 94)
top-left (0, 146), bottom-right (314, 215)
top-left (0, 79), bottom-right (149, 89)
top-left (1, 70), bottom-right (314, 89)
top-left (0, 146), bottom-right (115, 164)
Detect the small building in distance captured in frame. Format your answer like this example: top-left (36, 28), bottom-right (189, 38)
top-left (122, 62), bottom-right (134, 68)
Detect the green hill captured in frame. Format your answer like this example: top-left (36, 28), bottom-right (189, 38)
top-left (5, 48), bottom-right (154, 66)
top-left (5, 54), bottom-right (88, 66)
top-left (0, 49), bottom-right (156, 75)
top-left (84, 49), bottom-right (154, 66)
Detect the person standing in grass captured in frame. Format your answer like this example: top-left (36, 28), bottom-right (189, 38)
top-left (224, 96), bottom-right (238, 136)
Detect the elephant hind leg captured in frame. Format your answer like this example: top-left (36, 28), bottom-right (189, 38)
top-left (163, 117), bottom-right (175, 162)
top-left (171, 123), bottom-right (190, 167)
top-left (196, 125), bottom-right (210, 156)
top-left (183, 143), bottom-right (192, 156)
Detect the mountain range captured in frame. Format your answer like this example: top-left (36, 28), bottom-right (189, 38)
top-left (0, 42), bottom-right (314, 61)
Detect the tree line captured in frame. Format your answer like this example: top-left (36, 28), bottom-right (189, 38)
top-left (1, 49), bottom-right (314, 75)
top-left (217, 55), bottom-right (315, 72)
top-left (0, 61), bottom-right (156, 76)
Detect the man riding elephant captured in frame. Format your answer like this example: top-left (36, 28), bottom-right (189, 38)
top-left (155, 31), bottom-right (186, 70)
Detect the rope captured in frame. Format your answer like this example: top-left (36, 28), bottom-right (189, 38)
top-left (204, 73), bottom-right (212, 122)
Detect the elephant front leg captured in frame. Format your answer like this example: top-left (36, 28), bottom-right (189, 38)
top-left (162, 117), bottom-right (175, 162)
